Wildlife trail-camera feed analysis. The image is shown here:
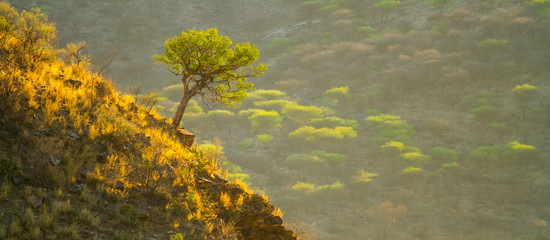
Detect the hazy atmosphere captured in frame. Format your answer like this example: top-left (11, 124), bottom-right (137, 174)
top-left (2, 0), bottom-right (550, 239)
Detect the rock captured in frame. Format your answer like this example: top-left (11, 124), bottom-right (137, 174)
top-left (66, 130), bottom-right (80, 141)
top-left (176, 128), bottom-right (195, 147)
top-left (50, 155), bottom-right (61, 166)
top-left (69, 184), bottom-right (85, 194)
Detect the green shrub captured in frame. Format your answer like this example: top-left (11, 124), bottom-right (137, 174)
top-left (285, 153), bottom-right (322, 167)
top-left (288, 126), bottom-right (357, 142)
top-left (472, 105), bottom-right (497, 122)
top-left (310, 116), bottom-right (358, 130)
top-left (249, 111), bottom-right (282, 129)
top-left (502, 141), bottom-right (539, 162)
top-left (256, 134), bottom-right (274, 144)
top-left (281, 104), bottom-right (325, 124)
top-left (120, 204), bottom-right (139, 226)
top-left (470, 145), bottom-right (503, 170)
top-left (292, 181), bottom-right (316, 194)
top-left (227, 172), bottom-right (250, 185)
top-left (206, 110), bottom-right (235, 121)
top-left (171, 233), bottom-right (185, 240)
top-left (254, 100), bottom-right (297, 111)
top-left (374, 1), bottom-right (400, 10)
top-left (401, 152), bottom-right (430, 167)
top-left (237, 139), bottom-right (252, 150)
top-left (513, 84), bottom-right (538, 101)
top-left (247, 89), bottom-right (286, 101)
top-left (366, 114), bottom-right (415, 144)
top-left (317, 182), bottom-right (344, 195)
top-left (324, 86), bottom-right (349, 105)
top-left (238, 108), bottom-right (265, 120)
top-left (352, 170), bottom-right (378, 183)
top-left (530, 0), bottom-right (550, 17)
top-left (429, 147), bottom-right (458, 163)
top-left (284, 151), bottom-right (346, 167)
top-left (311, 151), bottom-right (346, 165)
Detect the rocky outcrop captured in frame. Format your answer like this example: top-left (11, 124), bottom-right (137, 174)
top-left (176, 127), bottom-right (195, 147)
top-left (195, 173), bottom-right (296, 240)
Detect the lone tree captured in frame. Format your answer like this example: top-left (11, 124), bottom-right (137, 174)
top-left (153, 28), bottom-right (266, 127)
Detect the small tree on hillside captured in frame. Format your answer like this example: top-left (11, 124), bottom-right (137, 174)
top-left (513, 84), bottom-right (538, 121)
top-left (153, 28), bottom-right (266, 127)
top-left (374, 1), bottom-right (400, 23)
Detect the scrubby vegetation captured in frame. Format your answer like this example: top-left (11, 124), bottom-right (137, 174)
top-left (0, 3), bottom-right (295, 239)
top-left (5, 0), bottom-right (550, 239)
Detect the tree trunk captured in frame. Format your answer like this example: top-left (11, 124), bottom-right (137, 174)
top-left (172, 93), bottom-right (190, 127)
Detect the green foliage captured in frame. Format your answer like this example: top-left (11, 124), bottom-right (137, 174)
top-left (429, 147), bottom-right (458, 163)
top-left (288, 126), bottom-right (357, 142)
top-left (324, 86), bottom-right (349, 105)
top-left (284, 150), bottom-right (346, 167)
top-left (153, 28), bottom-right (266, 126)
top-left (471, 145), bottom-right (502, 162)
top-left (530, 0), bottom-right (550, 17)
top-left (402, 166), bottom-right (422, 174)
top-left (254, 100), bottom-right (297, 111)
top-left (247, 89), bottom-right (287, 101)
top-left (249, 110), bottom-right (282, 130)
top-left (310, 116), bottom-right (358, 130)
top-left (256, 134), bottom-right (274, 144)
top-left (171, 233), bottom-right (185, 240)
top-left (292, 181), bottom-right (344, 195)
top-left (374, 1), bottom-right (400, 10)
top-left (292, 181), bottom-right (316, 194)
top-left (237, 139), bottom-right (252, 150)
top-left (513, 84), bottom-right (538, 101)
top-left (281, 104), bottom-right (325, 124)
top-left (472, 105), bottom-right (497, 122)
top-left (227, 172), bottom-right (251, 185)
top-left (317, 182), bottom-right (344, 195)
top-left (381, 141), bottom-right (405, 154)
top-left (502, 141), bottom-right (539, 161)
top-left (120, 204), bottom-right (139, 227)
top-left (401, 152), bottom-right (430, 167)
top-left (352, 170), bottom-right (378, 183)
top-left (366, 114), bottom-right (415, 144)
top-left (0, 3), bottom-right (57, 70)
top-left (470, 145), bottom-right (503, 171)
top-left (206, 110), bottom-right (235, 127)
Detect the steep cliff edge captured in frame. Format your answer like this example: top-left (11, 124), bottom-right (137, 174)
top-left (0, 3), bottom-right (296, 239)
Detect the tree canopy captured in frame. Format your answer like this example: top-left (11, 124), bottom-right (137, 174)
top-left (153, 28), bottom-right (266, 127)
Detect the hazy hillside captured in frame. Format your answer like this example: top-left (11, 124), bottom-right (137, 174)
top-left (7, 0), bottom-right (550, 240)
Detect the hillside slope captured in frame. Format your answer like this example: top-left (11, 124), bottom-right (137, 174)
top-left (0, 3), bottom-right (295, 239)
